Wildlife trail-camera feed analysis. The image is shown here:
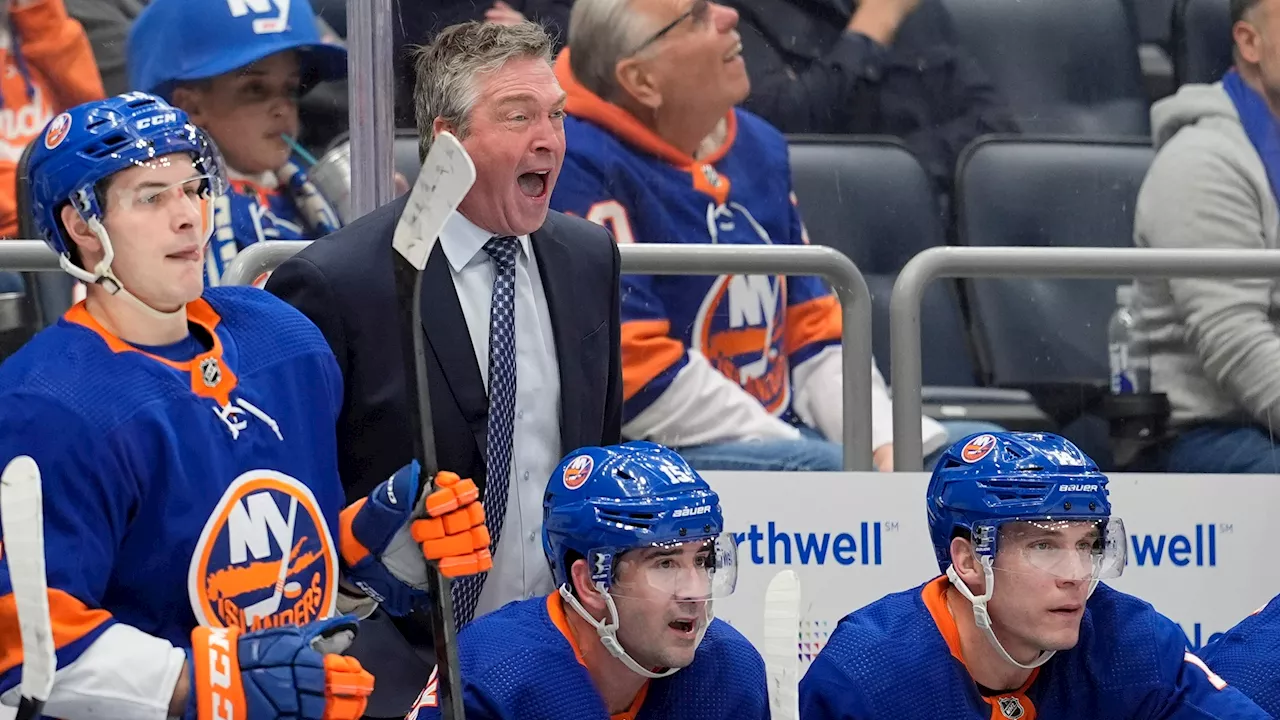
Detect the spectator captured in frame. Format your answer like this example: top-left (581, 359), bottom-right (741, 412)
top-left (0, 0), bottom-right (103, 240)
top-left (726, 0), bottom-right (1017, 199)
top-left (126, 0), bottom-right (348, 285)
top-left (391, 0), bottom-right (574, 127)
top-left (266, 20), bottom-right (623, 718)
top-left (550, 0), bottom-right (998, 471)
top-left (63, 0), bottom-right (142, 96)
top-left (1133, 0), bottom-right (1280, 473)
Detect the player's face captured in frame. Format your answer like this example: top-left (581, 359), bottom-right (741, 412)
top-left (609, 541), bottom-right (715, 671)
top-left (176, 51), bottom-right (301, 176)
top-left (442, 56), bottom-right (566, 237)
top-left (98, 154), bottom-right (211, 310)
top-left (987, 521), bottom-right (1098, 659)
top-left (627, 0), bottom-right (749, 115)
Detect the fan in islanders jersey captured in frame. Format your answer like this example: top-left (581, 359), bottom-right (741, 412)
top-left (1196, 593), bottom-right (1280, 715)
top-left (800, 431), bottom-right (1271, 719)
top-left (0, 93), bottom-right (492, 720)
top-left (405, 441), bottom-right (770, 720)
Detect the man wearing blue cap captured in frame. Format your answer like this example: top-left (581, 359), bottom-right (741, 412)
top-left (126, 0), bottom-right (349, 285)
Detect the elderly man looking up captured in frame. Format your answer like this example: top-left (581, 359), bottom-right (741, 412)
top-left (550, 0), bottom-right (995, 472)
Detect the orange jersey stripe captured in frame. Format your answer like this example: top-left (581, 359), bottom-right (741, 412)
top-left (784, 295), bottom-right (842, 357)
top-left (545, 593), bottom-right (649, 719)
top-left (621, 319), bottom-right (686, 401)
top-left (0, 588), bottom-right (113, 676)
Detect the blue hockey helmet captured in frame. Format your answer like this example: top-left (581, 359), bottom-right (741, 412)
top-left (128, 0), bottom-right (347, 100)
top-left (926, 431), bottom-right (1126, 577)
top-left (28, 92), bottom-right (227, 280)
top-left (543, 440), bottom-right (736, 599)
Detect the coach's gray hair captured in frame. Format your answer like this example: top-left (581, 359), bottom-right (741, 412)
top-left (412, 21), bottom-right (554, 160)
top-left (567, 0), bottom-right (654, 102)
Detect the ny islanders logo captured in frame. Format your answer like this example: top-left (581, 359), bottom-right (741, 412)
top-left (44, 112), bottom-right (71, 149)
top-left (693, 272), bottom-right (790, 415)
top-left (961, 434), bottom-right (998, 463)
top-left (562, 455), bottom-right (593, 490)
top-left (188, 470), bottom-right (337, 631)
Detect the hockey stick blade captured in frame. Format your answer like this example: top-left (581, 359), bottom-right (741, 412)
top-left (1, 456), bottom-right (54, 720)
top-left (763, 569), bottom-right (801, 720)
top-left (391, 131), bottom-right (476, 720)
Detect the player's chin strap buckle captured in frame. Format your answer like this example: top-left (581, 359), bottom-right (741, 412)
top-left (947, 563), bottom-right (1056, 671)
top-left (558, 584), bottom-right (681, 680)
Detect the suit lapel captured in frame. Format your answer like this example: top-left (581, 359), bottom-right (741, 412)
top-left (419, 242), bottom-right (489, 453)
top-left (532, 224), bottom-right (582, 451)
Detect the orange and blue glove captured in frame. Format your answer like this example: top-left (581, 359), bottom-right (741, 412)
top-left (338, 460), bottom-right (492, 616)
top-left (185, 616), bottom-right (373, 720)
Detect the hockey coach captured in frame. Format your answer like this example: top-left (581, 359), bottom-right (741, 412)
top-left (266, 20), bottom-right (624, 719)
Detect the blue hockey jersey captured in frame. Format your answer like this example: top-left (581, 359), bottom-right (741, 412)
top-left (1197, 594), bottom-right (1280, 715)
top-left (206, 160), bottom-right (342, 285)
top-left (0, 287), bottom-right (345, 695)
top-left (800, 576), bottom-right (1269, 719)
top-left (405, 593), bottom-right (769, 720)
top-left (549, 50), bottom-right (841, 425)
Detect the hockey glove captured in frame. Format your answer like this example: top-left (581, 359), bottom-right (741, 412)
top-left (338, 461), bottom-right (492, 616)
top-left (185, 615), bottom-right (373, 720)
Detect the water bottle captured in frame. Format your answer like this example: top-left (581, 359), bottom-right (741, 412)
top-left (1108, 285), bottom-right (1149, 394)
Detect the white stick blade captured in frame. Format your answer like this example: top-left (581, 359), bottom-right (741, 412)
top-left (1, 456), bottom-right (55, 703)
top-left (763, 569), bottom-right (801, 720)
top-left (392, 131), bottom-right (477, 271)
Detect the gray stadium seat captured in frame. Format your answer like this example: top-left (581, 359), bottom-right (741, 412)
top-left (942, 0), bottom-right (1151, 137)
top-left (1173, 0), bottom-right (1233, 85)
top-left (955, 136), bottom-right (1155, 463)
top-left (787, 135), bottom-right (1046, 427)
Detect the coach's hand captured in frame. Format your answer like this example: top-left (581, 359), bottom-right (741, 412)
top-left (185, 616), bottom-right (373, 720)
top-left (414, 471), bottom-right (493, 578)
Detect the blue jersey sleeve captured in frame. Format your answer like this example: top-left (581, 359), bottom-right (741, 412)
top-left (0, 394), bottom-right (134, 693)
top-left (1143, 611), bottom-right (1271, 719)
top-left (552, 151), bottom-right (690, 422)
top-left (799, 654), bottom-right (872, 720)
top-left (1197, 597), bottom-right (1280, 716)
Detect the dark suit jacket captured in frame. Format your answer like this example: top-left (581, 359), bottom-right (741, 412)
top-left (265, 195), bottom-right (623, 717)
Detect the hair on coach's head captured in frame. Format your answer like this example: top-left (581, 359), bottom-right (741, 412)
top-left (568, 0), bottom-right (654, 102)
top-left (411, 21), bottom-right (554, 161)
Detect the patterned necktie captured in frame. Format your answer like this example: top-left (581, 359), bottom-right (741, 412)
top-left (452, 235), bottom-right (519, 628)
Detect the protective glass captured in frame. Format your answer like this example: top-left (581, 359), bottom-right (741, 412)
top-left (604, 532), bottom-right (738, 601)
top-left (987, 517), bottom-right (1128, 581)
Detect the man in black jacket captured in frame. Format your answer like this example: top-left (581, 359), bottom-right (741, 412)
top-left (728, 0), bottom-right (1017, 197)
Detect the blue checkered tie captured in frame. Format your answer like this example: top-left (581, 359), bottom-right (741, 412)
top-left (452, 235), bottom-right (519, 627)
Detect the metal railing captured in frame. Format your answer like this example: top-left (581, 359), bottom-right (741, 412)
top-left (0, 240), bottom-right (64, 271)
top-left (889, 246), bottom-right (1280, 471)
top-left (221, 240), bottom-right (875, 470)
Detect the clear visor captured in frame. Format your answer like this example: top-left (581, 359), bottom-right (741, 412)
top-left (990, 517), bottom-right (1127, 581)
top-left (605, 532), bottom-right (738, 602)
top-left (95, 145), bottom-right (228, 243)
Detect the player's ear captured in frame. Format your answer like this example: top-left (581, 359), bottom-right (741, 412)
top-left (569, 557), bottom-right (609, 618)
top-left (60, 204), bottom-right (101, 261)
top-left (949, 536), bottom-right (985, 593)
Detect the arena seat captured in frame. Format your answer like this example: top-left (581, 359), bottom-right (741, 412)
top-left (1173, 0), bottom-right (1232, 85)
top-left (942, 0), bottom-right (1150, 137)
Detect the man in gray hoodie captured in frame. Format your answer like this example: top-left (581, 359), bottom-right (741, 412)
top-left (1133, 0), bottom-right (1280, 473)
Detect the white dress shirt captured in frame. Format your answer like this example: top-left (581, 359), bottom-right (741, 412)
top-left (439, 210), bottom-right (561, 619)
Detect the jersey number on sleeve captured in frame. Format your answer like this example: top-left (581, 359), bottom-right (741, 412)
top-left (586, 200), bottom-right (636, 245)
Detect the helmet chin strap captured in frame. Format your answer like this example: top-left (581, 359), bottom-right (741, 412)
top-left (61, 217), bottom-right (188, 322)
top-left (560, 584), bottom-right (709, 680)
top-left (947, 562), bottom-right (1056, 671)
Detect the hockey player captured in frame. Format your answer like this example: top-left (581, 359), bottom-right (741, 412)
top-left (0, 93), bottom-right (491, 720)
top-left (1196, 595), bottom-right (1280, 715)
top-left (405, 441), bottom-right (769, 720)
top-left (800, 431), bottom-right (1270, 719)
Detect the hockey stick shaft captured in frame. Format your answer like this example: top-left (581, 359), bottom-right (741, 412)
top-left (391, 132), bottom-right (475, 720)
top-left (1, 456), bottom-right (55, 720)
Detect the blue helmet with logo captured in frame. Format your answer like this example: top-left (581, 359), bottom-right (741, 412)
top-left (29, 92), bottom-right (227, 268)
top-left (542, 441), bottom-right (728, 592)
top-left (926, 431), bottom-right (1119, 575)
top-left (128, 0), bottom-right (347, 100)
